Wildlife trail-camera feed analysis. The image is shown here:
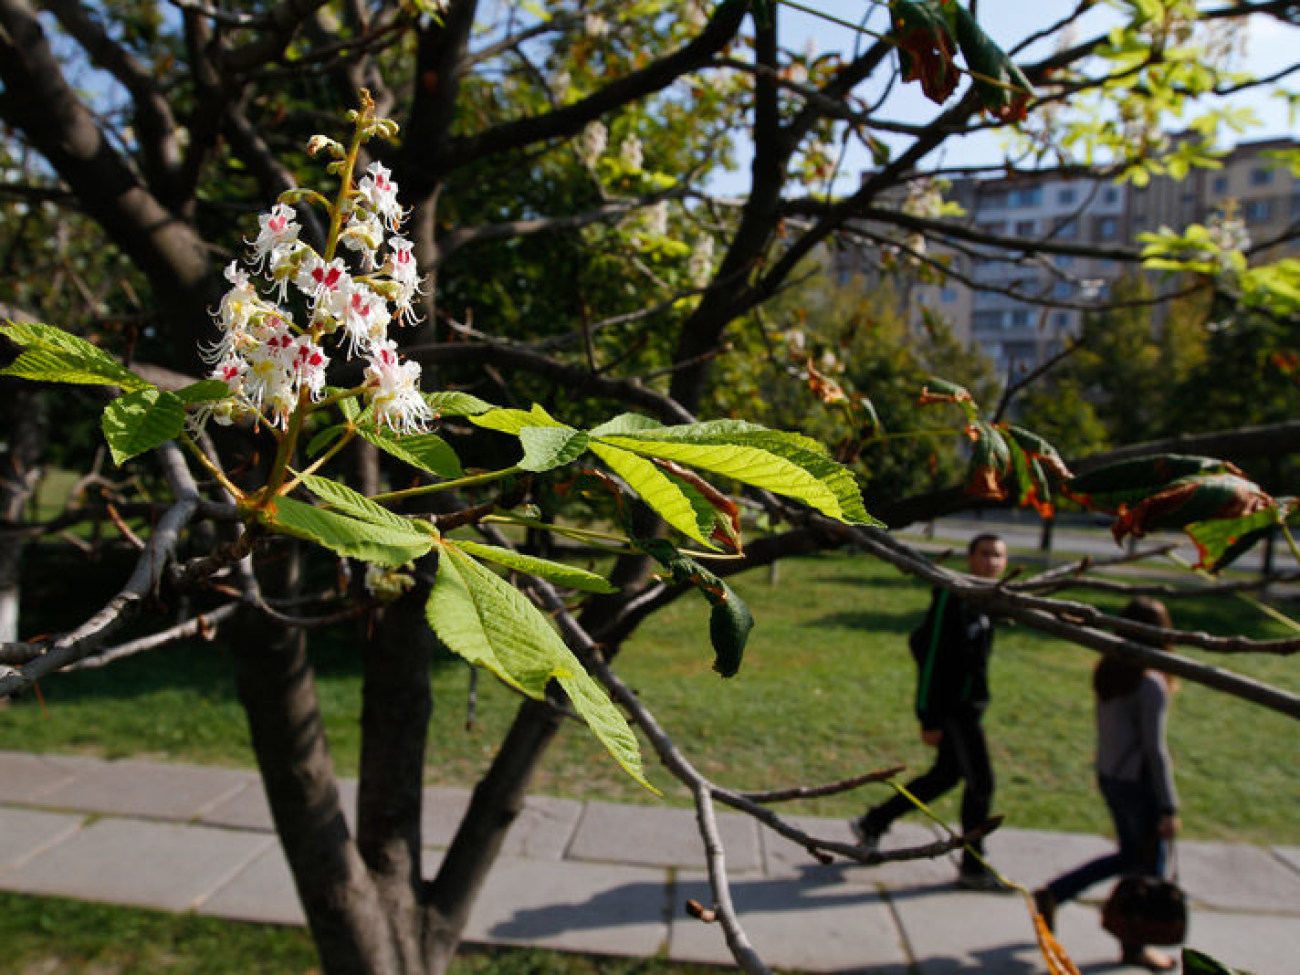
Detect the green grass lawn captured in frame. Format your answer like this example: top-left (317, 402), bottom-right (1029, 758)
top-left (3, 545), bottom-right (1298, 847)
top-left (0, 891), bottom-right (722, 974)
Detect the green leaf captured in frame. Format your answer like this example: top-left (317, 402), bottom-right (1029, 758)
top-left (947, 3), bottom-right (1033, 122)
top-left (358, 429), bottom-right (464, 479)
top-left (428, 545), bottom-right (651, 789)
top-left (452, 539), bottom-right (616, 593)
top-left (589, 442), bottom-right (713, 546)
top-left (636, 537), bottom-right (754, 677)
top-left (269, 495), bottom-right (434, 565)
top-left (518, 425), bottom-right (590, 472)
top-left (173, 379), bottom-right (232, 405)
top-left (1185, 505), bottom-right (1283, 572)
top-left (595, 421), bottom-right (878, 526)
top-left (306, 424), bottom-right (348, 458)
top-left (1181, 948), bottom-right (1240, 975)
top-left (101, 388), bottom-right (187, 466)
top-left (426, 390), bottom-right (495, 416)
top-left (470, 403), bottom-right (564, 435)
top-left (299, 473), bottom-right (429, 535)
top-left (1, 320), bottom-right (151, 391)
top-left (1066, 455), bottom-right (1244, 513)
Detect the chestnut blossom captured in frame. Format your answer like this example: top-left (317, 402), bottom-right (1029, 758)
top-left (578, 121), bottom-right (607, 168)
top-left (619, 134), bottom-right (643, 172)
top-left (342, 282), bottom-right (389, 355)
top-left (247, 203), bottom-right (300, 270)
top-left (198, 140), bottom-right (434, 439)
top-left (384, 236), bottom-right (425, 325)
top-left (364, 339), bottom-right (434, 435)
top-left (357, 162), bottom-right (406, 231)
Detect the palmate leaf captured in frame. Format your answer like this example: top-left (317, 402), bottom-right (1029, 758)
top-left (594, 420), bottom-right (879, 527)
top-left (452, 538), bottom-right (615, 593)
top-left (947, 2), bottom-right (1033, 121)
top-left (1180, 948), bottom-right (1242, 975)
top-left (0, 320), bottom-right (151, 391)
top-left (1184, 502), bottom-right (1289, 572)
top-left (1111, 472), bottom-right (1274, 545)
top-left (173, 379), bottom-right (233, 404)
top-left (101, 388), bottom-right (188, 465)
top-left (589, 442), bottom-right (712, 545)
top-left (299, 473), bottom-right (428, 535)
top-left (428, 545), bottom-right (651, 790)
top-left (518, 425), bottom-right (590, 472)
top-left (426, 390), bottom-right (495, 417)
top-left (636, 537), bottom-right (753, 678)
top-left (268, 496), bottom-right (434, 566)
top-left (358, 428), bottom-right (463, 479)
top-left (1065, 455), bottom-right (1241, 513)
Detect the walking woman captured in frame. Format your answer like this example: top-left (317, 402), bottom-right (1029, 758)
top-left (1033, 597), bottom-right (1181, 972)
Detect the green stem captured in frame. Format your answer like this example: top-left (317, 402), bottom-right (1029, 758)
top-left (261, 389), bottom-right (310, 505)
top-left (368, 466), bottom-right (523, 505)
top-left (177, 432), bottom-right (245, 500)
top-left (484, 512), bottom-right (631, 548)
top-left (278, 427), bottom-right (358, 496)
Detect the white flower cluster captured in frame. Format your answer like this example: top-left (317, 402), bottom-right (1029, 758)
top-left (201, 162), bottom-right (433, 435)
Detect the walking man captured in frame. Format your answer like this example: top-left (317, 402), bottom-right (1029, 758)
top-left (851, 533), bottom-right (1009, 890)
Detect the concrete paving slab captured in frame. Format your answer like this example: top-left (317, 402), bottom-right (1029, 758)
top-left (891, 886), bottom-right (1056, 974)
top-left (1043, 900), bottom-right (1155, 974)
top-left (1181, 909), bottom-right (1300, 975)
top-left (199, 844), bottom-right (305, 926)
top-left (764, 815), bottom-right (958, 889)
top-left (1, 818), bottom-right (272, 911)
top-left (566, 800), bottom-right (761, 872)
top-left (1271, 845), bottom-right (1300, 878)
top-left (201, 776), bottom-right (358, 833)
top-left (39, 758), bottom-right (254, 822)
top-left (0, 807), bottom-right (85, 873)
top-left (1178, 840), bottom-right (1300, 913)
top-left (0, 750), bottom-right (104, 804)
top-left (982, 827), bottom-right (1117, 892)
top-left (465, 855), bottom-right (669, 958)
top-left (671, 869), bottom-right (910, 972)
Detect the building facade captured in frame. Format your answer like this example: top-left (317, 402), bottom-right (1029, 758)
top-left (869, 138), bottom-right (1300, 375)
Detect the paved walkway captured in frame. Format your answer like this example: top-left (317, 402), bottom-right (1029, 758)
top-left (1, 751), bottom-right (1297, 973)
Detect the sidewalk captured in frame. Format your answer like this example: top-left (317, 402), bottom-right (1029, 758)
top-left (1, 751), bottom-right (1297, 973)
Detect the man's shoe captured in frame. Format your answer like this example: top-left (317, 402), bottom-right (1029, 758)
top-left (849, 817), bottom-right (883, 853)
top-left (1032, 887), bottom-right (1057, 932)
top-left (1120, 946), bottom-right (1177, 971)
top-left (956, 870), bottom-right (1013, 893)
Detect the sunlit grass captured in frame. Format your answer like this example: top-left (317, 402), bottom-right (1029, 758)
top-left (3, 544), bottom-right (1297, 845)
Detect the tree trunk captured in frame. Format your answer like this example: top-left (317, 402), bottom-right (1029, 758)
top-left (232, 544), bottom-right (401, 974)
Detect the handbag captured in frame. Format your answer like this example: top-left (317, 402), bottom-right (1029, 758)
top-left (1101, 847), bottom-right (1188, 946)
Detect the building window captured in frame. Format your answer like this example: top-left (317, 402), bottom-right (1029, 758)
top-left (1103, 187), bottom-right (1119, 204)
top-left (1010, 310), bottom-right (1030, 328)
top-left (1244, 199), bottom-right (1273, 223)
top-left (1053, 311), bottom-right (1070, 328)
top-left (977, 221), bottom-right (1008, 236)
top-left (981, 190), bottom-right (1008, 209)
top-left (1054, 218), bottom-right (1078, 239)
top-left (1056, 255), bottom-right (1075, 268)
top-left (1250, 167), bottom-right (1274, 187)
top-left (1095, 216), bottom-right (1119, 240)
top-left (1015, 219), bottom-right (1037, 236)
top-left (940, 287), bottom-right (957, 303)
top-left (1008, 187), bottom-right (1043, 207)
top-left (1058, 188), bottom-right (1076, 205)
top-left (1053, 281), bottom-right (1074, 298)
top-left (972, 311), bottom-right (1003, 331)
top-left (1213, 175), bottom-right (1228, 194)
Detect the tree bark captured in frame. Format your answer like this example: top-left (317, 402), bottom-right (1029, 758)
top-left (232, 545), bottom-right (399, 974)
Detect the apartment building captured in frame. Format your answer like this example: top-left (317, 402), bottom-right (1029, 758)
top-left (855, 137), bottom-right (1299, 375)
